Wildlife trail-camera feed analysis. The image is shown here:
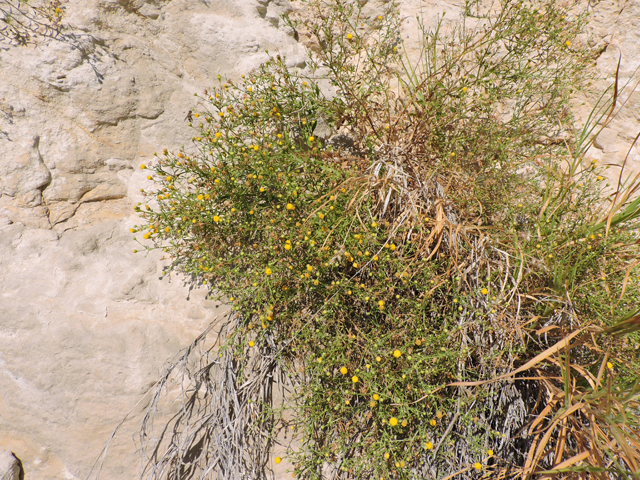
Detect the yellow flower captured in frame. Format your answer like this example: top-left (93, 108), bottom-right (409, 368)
top-left (373, 255), bottom-right (379, 261)
top-left (378, 300), bottom-right (384, 307)
top-left (390, 243), bottom-right (396, 251)
top-left (481, 288), bottom-right (488, 295)
top-left (132, 249), bottom-right (137, 253)
top-left (346, 33), bottom-right (353, 40)
top-left (430, 419), bottom-right (436, 426)
top-left (286, 203), bottom-right (294, 210)
top-left (462, 87), bottom-right (468, 93)
top-left (309, 136), bottom-right (314, 142)
top-left (352, 376), bottom-right (359, 383)
top-left (373, 394), bottom-right (379, 401)
top-left (425, 441), bottom-right (433, 450)
top-left (565, 40), bottom-right (571, 47)
top-left (370, 401), bottom-right (376, 407)
top-left (340, 366), bottom-right (348, 375)
top-left (352, 262), bottom-right (358, 268)
top-left (487, 449), bottom-right (494, 457)
top-left (248, 87), bottom-right (252, 92)
top-left (213, 215), bottom-right (220, 222)
top-left (140, 164), bottom-right (146, 169)
top-left (130, 228), bottom-right (136, 233)
top-left (474, 462), bottom-right (482, 470)
top-left (166, 176), bottom-right (172, 182)
top-left (376, 356), bottom-right (381, 362)
top-left (215, 132), bottom-right (221, 138)
top-left (284, 244), bottom-right (291, 250)
top-left (249, 341), bottom-right (255, 347)
top-left (265, 267), bottom-right (273, 276)
top-left (389, 417), bottom-right (398, 426)
top-left (401, 420), bottom-right (408, 427)
top-left (275, 457), bottom-right (282, 464)
top-left (607, 362), bottom-right (613, 370)
top-left (318, 213), bottom-right (325, 219)
top-left (384, 453), bottom-right (390, 459)
top-left (393, 350), bottom-right (402, 358)
top-left (254, 145), bottom-right (259, 151)
top-left (307, 265), bottom-right (313, 272)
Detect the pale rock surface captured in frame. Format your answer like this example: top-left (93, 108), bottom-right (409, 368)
top-left (0, 0), bottom-right (638, 479)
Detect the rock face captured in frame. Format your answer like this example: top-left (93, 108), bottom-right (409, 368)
top-left (0, 0), bottom-right (638, 479)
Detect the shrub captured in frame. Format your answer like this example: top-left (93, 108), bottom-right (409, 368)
top-left (134, 0), bottom-right (640, 478)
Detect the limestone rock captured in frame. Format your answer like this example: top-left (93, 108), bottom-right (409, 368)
top-left (0, 136), bottom-right (51, 207)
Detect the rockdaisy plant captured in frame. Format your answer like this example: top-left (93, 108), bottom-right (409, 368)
top-left (133, 0), bottom-right (640, 478)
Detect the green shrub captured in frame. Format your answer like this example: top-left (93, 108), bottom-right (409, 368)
top-left (134, 0), bottom-right (640, 478)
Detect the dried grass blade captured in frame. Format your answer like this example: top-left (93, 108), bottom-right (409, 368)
top-left (617, 259), bottom-right (640, 302)
top-left (449, 328), bottom-right (586, 387)
top-left (610, 426), bottom-right (640, 472)
top-left (539, 451), bottom-right (591, 478)
top-left (522, 433), bottom-right (539, 479)
top-left (529, 400), bottom-right (557, 435)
